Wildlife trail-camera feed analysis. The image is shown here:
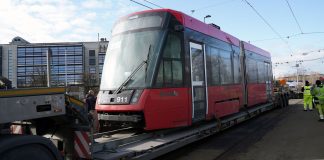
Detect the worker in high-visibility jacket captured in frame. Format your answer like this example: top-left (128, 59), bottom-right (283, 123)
top-left (302, 81), bottom-right (313, 111)
top-left (313, 80), bottom-right (324, 121)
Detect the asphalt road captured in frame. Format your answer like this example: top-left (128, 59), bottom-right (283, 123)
top-left (158, 99), bottom-right (324, 160)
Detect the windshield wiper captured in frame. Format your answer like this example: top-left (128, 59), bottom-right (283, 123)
top-left (113, 45), bottom-right (151, 94)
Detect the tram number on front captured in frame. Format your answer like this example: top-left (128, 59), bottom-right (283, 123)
top-left (116, 96), bottom-right (129, 104)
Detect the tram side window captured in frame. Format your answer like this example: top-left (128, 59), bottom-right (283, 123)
top-left (219, 49), bottom-right (233, 84)
top-left (257, 61), bottom-right (265, 83)
top-left (264, 62), bottom-right (271, 82)
top-left (233, 52), bottom-right (241, 84)
top-left (267, 63), bottom-right (273, 81)
top-left (155, 33), bottom-right (183, 87)
top-left (247, 58), bottom-right (258, 83)
top-left (210, 47), bottom-right (220, 85)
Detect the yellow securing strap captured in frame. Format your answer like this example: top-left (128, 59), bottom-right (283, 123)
top-left (0, 87), bottom-right (65, 97)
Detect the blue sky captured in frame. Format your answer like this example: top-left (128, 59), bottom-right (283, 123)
top-left (0, 0), bottom-right (323, 77)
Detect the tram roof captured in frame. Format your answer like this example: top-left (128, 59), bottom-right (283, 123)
top-left (127, 9), bottom-right (271, 58)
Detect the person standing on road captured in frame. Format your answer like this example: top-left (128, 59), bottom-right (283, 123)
top-left (302, 81), bottom-right (313, 111)
top-left (85, 90), bottom-right (96, 112)
top-left (85, 90), bottom-right (100, 132)
top-left (313, 80), bottom-right (324, 121)
top-left (311, 83), bottom-right (316, 110)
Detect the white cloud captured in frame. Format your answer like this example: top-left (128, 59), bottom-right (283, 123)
top-left (0, 0), bottom-right (141, 43)
top-left (81, 0), bottom-right (113, 9)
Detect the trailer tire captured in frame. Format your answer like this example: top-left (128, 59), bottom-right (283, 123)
top-left (1, 144), bottom-right (57, 160)
top-left (278, 95), bottom-right (285, 108)
top-left (277, 96), bottom-right (281, 108)
top-left (285, 94), bottom-right (289, 106)
top-left (0, 135), bottom-right (62, 160)
top-left (282, 95), bottom-right (287, 107)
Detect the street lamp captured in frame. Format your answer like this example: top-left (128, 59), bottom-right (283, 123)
top-left (204, 15), bottom-right (211, 23)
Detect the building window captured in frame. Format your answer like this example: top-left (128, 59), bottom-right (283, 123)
top-left (89, 50), bottom-right (96, 66)
top-left (89, 59), bottom-right (96, 65)
top-left (98, 53), bottom-right (105, 64)
top-left (8, 49), bottom-right (13, 82)
top-left (98, 52), bottom-right (105, 78)
top-left (17, 45), bottom-right (84, 87)
top-left (89, 67), bottom-right (96, 74)
top-left (89, 50), bottom-right (95, 57)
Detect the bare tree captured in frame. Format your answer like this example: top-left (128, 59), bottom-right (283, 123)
top-left (30, 66), bottom-right (47, 87)
top-left (82, 72), bottom-right (98, 94)
top-left (0, 76), bottom-right (12, 89)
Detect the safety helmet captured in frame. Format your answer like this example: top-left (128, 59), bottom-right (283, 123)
top-left (88, 90), bottom-right (94, 94)
top-left (316, 80), bottom-right (321, 86)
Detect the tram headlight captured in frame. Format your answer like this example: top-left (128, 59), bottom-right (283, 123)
top-left (131, 89), bottom-right (143, 104)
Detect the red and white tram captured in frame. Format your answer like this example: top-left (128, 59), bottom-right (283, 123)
top-left (96, 9), bottom-right (273, 130)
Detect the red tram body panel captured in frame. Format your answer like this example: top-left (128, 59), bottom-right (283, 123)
top-left (96, 9), bottom-right (273, 130)
top-left (144, 88), bottom-right (190, 130)
top-left (207, 85), bottom-right (243, 119)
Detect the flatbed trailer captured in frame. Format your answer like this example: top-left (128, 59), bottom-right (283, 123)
top-left (0, 87), bottom-right (91, 160)
top-left (0, 87), bottom-right (66, 124)
top-left (92, 103), bottom-right (274, 160)
top-left (0, 87), bottom-right (288, 160)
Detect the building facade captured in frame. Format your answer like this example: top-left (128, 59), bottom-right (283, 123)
top-left (1, 37), bottom-right (108, 89)
top-left (0, 46), bottom-right (2, 77)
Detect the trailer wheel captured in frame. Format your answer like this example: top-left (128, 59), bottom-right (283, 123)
top-left (285, 94), bottom-right (289, 106)
top-left (1, 144), bottom-right (57, 160)
top-left (278, 95), bottom-right (284, 108)
top-left (276, 96), bottom-right (281, 108)
top-left (0, 135), bottom-right (62, 160)
top-left (282, 95), bottom-right (287, 107)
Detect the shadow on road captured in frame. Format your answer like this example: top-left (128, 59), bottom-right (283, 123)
top-left (157, 99), bottom-right (324, 160)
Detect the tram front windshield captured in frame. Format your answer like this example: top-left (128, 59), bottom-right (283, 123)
top-left (100, 13), bottom-right (167, 90)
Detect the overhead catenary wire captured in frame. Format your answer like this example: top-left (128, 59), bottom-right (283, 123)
top-left (250, 31), bottom-right (324, 42)
top-left (277, 57), bottom-right (324, 63)
top-left (285, 0), bottom-right (303, 33)
top-left (130, 0), bottom-right (153, 9)
top-left (303, 48), bottom-right (323, 55)
top-left (143, 0), bottom-right (164, 8)
top-left (242, 0), bottom-right (295, 55)
top-left (273, 48), bottom-right (324, 64)
top-left (191, 0), bottom-right (238, 13)
top-left (299, 48), bottom-right (324, 55)
top-left (250, 0), bottom-right (324, 43)
top-left (242, 0), bottom-right (286, 43)
top-left (273, 56), bottom-right (324, 65)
